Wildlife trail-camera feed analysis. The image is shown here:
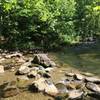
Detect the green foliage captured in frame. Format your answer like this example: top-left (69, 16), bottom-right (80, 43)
top-left (0, 0), bottom-right (100, 49)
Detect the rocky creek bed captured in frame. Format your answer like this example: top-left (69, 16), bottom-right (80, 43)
top-left (0, 51), bottom-right (100, 100)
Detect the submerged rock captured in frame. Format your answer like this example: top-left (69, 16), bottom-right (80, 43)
top-left (55, 83), bottom-right (68, 93)
top-left (17, 76), bottom-right (29, 89)
top-left (2, 81), bottom-right (19, 98)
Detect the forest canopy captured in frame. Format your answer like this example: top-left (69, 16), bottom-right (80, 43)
top-left (0, 0), bottom-right (100, 49)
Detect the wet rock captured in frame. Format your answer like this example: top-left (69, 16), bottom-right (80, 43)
top-left (65, 73), bottom-right (75, 77)
top-left (0, 65), bottom-right (4, 74)
top-left (85, 77), bottom-right (100, 83)
top-left (44, 80), bottom-right (59, 96)
top-left (4, 64), bottom-right (14, 70)
top-left (86, 82), bottom-right (100, 93)
top-left (38, 66), bottom-right (45, 70)
top-left (74, 74), bottom-right (85, 80)
top-left (68, 90), bottom-right (84, 100)
top-left (87, 92), bottom-right (100, 99)
top-left (17, 76), bottom-right (29, 81)
top-left (28, 70), bottom-right (38, 78)
top-left (0, 58), bottom-right (5, 63)
top-left (31, 78), bottom-right (47, 92)
top-left (38, 70), bottom-right (51, 78)
top-left (18, 62), bottom-right (31, 75)
top-left (55, 83), bottom-right (68, 93)
top-left (31, 78), bottom-right (58, 96)
top-left (43, 73), bottom-right (51, 78)
top-left (66, 80), bottom-right (84, 90)
top-left (45, 67), bottom-right (54, 73)
top-left (16, 57), bottom-right (25, 63)
top-left (5, 52), bottom-right (23, 59)
top-left (17, 67), bottom-right (30, 75)
top-left (2, 81), bottom-right (19, 98)
top-left (10, 67), bottom-right (15, 72)
top-left (17, 76), bottom-right (29, 89)
top-left (81, 72), bottom-right (94, 77)
top-left (32, 54), bottom-right (56, 67)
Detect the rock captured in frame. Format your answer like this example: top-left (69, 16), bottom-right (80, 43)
top-left (49, 61), bottom-right (56, 67)
top-left (2, 81), bottom-right (19, 98)
top-left (31, 78), bottom-right (58, 96)
top-left (33, 54), bottom-right (56, 67)
top-left (16, 58), bottom-right (25, 63)
top-left (28, 70), bottom-right (38, 78)
top-left (74, 74), bottom-right (85, 80)
top-left (38, 70), bottom-right (51, 78)
top-left (86, 82), bottom-right (100, 93)
top-left (81, 72), bottom-right (94, 77)
top-left (17, 67), bottom-right (30, 75)
top-left (65, 73), bottom-right (75, 77)
top-left (38, 66), bottom-right (45, 70)
top-left (66, 80), bottom-right (84, 90)
top-left (31, 78), bottom-right (47, 92)
top-left (68, 90), bottom-right (84, 100)
top-left (17, 76), bottom-right (29, 89)
top-left (0, 58), bottom-right (5, 63)
top-left (0, 65), bottom-right (4, 74)
top-left (45, 67), bottom-right (54, 72)
top-left (17, 76), bottom-right (29, 81)
top-left (85, 77), bottom-right (100, 83)
top-left (55, 83), bottom-right (68, 93)
top-left (5, 52), bottom-right (23, 59)
top-left (10, 67), bottom-right (15, 72)
top-left (43, 73), bottom-right (51, 78)
top-left (18, 62), bottom-right (31, 75)
top-left (44, 80), bottom-right (59, 96)
top-left (4, 64), bottom-right (14, 70)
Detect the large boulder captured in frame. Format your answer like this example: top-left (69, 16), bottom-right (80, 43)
top-left (32, 54), bottom-right (56, 67)
top-left (0, 65), bottom-right (4, 74)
